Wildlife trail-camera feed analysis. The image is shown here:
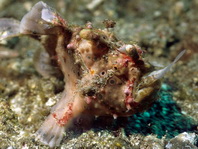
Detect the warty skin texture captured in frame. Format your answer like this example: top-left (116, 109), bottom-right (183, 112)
top-left (0, 1), bottom-right (185, 147)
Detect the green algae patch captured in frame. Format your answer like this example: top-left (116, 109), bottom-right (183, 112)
top-left (124, 84), bottom-right (196, 138)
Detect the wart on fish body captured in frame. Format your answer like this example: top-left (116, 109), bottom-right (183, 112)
top-left (0, 1), bottom-right (185, 147)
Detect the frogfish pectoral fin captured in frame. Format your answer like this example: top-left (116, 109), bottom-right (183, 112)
top-left (35, 114), bottom-right (66, 148)
top-left (35, 93), bottom-right (86, 147)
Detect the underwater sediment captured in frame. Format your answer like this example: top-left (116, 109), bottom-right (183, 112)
top-left (0, 0), bottom-right (197, 148)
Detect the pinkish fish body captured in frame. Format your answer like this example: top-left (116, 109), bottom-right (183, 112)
top-left (0, 1), bottom-right (185, 147)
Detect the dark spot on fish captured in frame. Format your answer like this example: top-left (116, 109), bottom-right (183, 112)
top-left (49, 135), bottom-right (55, 141)
top-left (109, 106), bottom-right (115, 111)
top-left (109, 78), bottom-right (116, 85)
top-left (96, 93), bottom-right (103, 100)
top-left (87, 89), bottom-right (95, 96)
top-left (42, 133), bottom-right (47, 138)
top-left (100, 71), bottom-right (106, 76)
